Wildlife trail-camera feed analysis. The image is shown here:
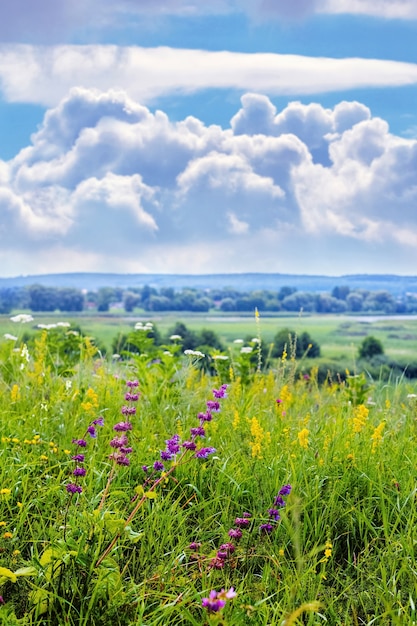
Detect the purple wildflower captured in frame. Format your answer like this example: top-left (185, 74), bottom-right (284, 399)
top-left (66, 483), bottom-right (82, 494)
top-left (93, 417), bottom-right (104, 426)
top-left (121, 406), bottom-right (136, 415)
top-left (182, 440), bottom-right (197, 450)
top-left (109, 452), bottom-right (130, 466)
top-left (195, 447), bottom-right (216, 459)
top-left (268, 508), bottom-right (281, 521)
top-left (198, 411), bottom-right (213, 422)
top-left (234, 517), bottom-right (251, 527)
top-left (209, 557), bottom-right (225, 570)
top-left (206, 400), bottom-right (220, 412)
top-left (125, 392), bottom-right (140, 401)
top-left (153, 461), bottom-right (164, 471)
top-left (217, 550), bottom-right (228, 560)
top-left (142, 465), bottom-right (148, 472)
top-left (113, 421), bottom-right (133, 432)
top-left (72, 438), bottom-right (87, 447)
top-left (71, 454), bottom-right (85, 462)
top-left (73, 467), bottom-right (87, 477)
top-left (228, 528), bottom-right (243, 539)
top-left (188, 542), bottom-right (202, 550)
top-left (120, 446), bottom-right (133, 454)
top-left (260, 522), bottom-right (274, 534)
top-left (202, 588), bottom-right (235, 613)
top-left (279, 484), bottom-right (292, 496)
top-left (212, 386), bottom-right (228, 398)
top-left (110, 435), bottom-right (129, 449)
top-left (274, 495), bottom-right (286, 507)
top-left (219, 542), bottom-right (236, 553)
top-left (87, 425), bottom-right (97, 438)
top-left (126, 380), bottom-right (139, 388)
top-left (165, 435), bottom-right (181, 454)
top-left (160, 450), bottom-right (173, 461)
top-left (242, 512), bottom-right (252, 518)
top-left (190, 426), bottom-right (205, 438)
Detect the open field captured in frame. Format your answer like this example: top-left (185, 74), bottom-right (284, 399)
top-left (1, 324), bottom-right (417, 624)
top-left (2, 311), bottom-right (417, 365)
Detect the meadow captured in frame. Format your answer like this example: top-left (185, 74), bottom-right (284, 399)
top-left (0, 315), bottom-right (417, 624)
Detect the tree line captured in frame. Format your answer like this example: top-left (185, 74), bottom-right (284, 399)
top-left (1, 283), bottom-right (417, 315)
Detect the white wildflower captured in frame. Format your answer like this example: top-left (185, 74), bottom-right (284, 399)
top-left (170, 334), bottom-right (182, 341)
top-left (3, 333), bottom-right (18, 341)
top-left (212, 355), bottom-right (229, 360)
top-left (233, 339), bottom-right (244, 344)
top-left (10, 314), bottom-right (34, 324)
top-left (56, 322), bottom-right (71, 327)
top-left (240, 346), bottom-right (253, 354)
top-left (184, 349), bottom-right (205, 358)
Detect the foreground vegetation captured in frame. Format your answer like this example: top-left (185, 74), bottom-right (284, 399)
top-left (0, 320), bottom-right (417, 625)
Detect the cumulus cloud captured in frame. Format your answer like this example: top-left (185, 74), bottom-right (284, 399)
top-left (1, 87), bottom-right (417, 275)
top-left (1, 45), bottom-right (417, 107)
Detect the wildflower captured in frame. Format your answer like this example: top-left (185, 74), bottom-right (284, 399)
top-left (126, 379), bottom-right (139, 388)
top-left (3, 532), bottom-right (13, 539)
top-left (371, 421), bottom-right (385, 453)
top-left (279, 484), bottom-right (292, 496)
top-left (260, 523), bottom-right (274, 534)
top-left (233, 339), bottom-right (244, 344)
top-left (0, 522), bottom-right (5, 527)
top-left (234, 517), bottom-right (251, 527)
top-left (121, 406), bottom-right (136, 415)
top-left (219, 542), bottom-right (236, 553)
top-left (353, 404), bottom-right (369, 433)
top-left (202, 588), bottom-right (236, 613)
top-left (188, 542), bottom-right (201, 550)
top-left (0, 488), bottom-right (11, 496)
top-left (184, 349), bottom-right (205, 357)
top-left (71, 454), bottom-right (85, 462)
top-left (73, 467), bottom-right (86, 477)
top-left (110, 435), bottom-right (129, 449)
top-left (190, 426), bottom-right (205, 437)
top-left (298, 428), bottom-right (309, 449)
top-left (109, 453), bottom-right (130, 466)
top-left (228, 528), bottom-right (242, 539)
top-left (195, 447), bottom-right (216, 459)
top-left (72, 438), bottom-right (87, 447)
top-left (153, 461), bottom-right (164, 471)
top-left (206, 400), bottom-right (220, 412)
top-left (10, 314), bottom-right (34, 323)
top-left (170, 334), bottom-right (182, 340)
top-left (268, 508), bottom-right (281, 521)
top-left (93, 417), bottom-right (104, 426)
top-left (113, 421), bottom-right (133, 431)
top-left (240, 346), bottom-right (253, 354)
top-left (66, 483), bottom-right (82, 494)
top-left (3, 333), bottom-right (18, 341)
top-left (182, 440), bottom-right (197, 451)
top-left (87, 425), bottom-right (97, 438)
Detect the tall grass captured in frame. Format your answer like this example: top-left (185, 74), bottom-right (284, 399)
top-left (0, 324), bottom-right (416, 625)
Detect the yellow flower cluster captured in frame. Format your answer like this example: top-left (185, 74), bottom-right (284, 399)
top-left (371, 421), bottom-right (385, 453)
top-left (297, 428), bottom-right (309, 449)
top-left (232, 409), bottom-right (240, 430)
top-left (320, 540), bottom-right (333, 563)
top-left (352, 404), bottom-right (369, 433)
top-left (10, 384), bottom-right (20, 402)
top-left (81, 387), bottom-right (99, 413)
top-left (280, 385), bottom-right (292, 404)
top-left (249, 417), bottom-right (270, 459)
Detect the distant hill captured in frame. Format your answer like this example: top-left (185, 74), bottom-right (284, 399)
top-left (1, 272), bottom-right (417, 296)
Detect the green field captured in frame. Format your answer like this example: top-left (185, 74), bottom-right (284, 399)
top-left (1, 321), bottom-right (417, 624)
top-left (2, 311), bottom-right (417, 365)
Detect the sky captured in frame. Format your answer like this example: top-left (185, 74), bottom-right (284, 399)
top-left (0, 0), bottom-right (417, 278)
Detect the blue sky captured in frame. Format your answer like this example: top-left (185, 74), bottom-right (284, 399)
top-left (0, 0), bottom-right (417, 277)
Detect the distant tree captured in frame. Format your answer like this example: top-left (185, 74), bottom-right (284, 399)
top-left (219, 297), bottom-right (236, 312)
top-left (27, 284), bottom-right (59, 312)
top-left (281, 292), bottom-right (315, 312)
top-left (315, 294), bottom-right (347, 313)
top-left (123, 291), bottom-right (140, 312)
top-left (57, 288), bottom-right (84, 312)
top-left (358, 336), bottom-right (384, 359)
top-left (331, 285), bottom-right (350, 300)
top-left (346, 292), bottom-right (364, 312)
top-left (271, 328), bottom-right (320, 359)
top-left (278, 286), bottom-right (296, 301)
top-left (97, 287), bottom-right (120, 312)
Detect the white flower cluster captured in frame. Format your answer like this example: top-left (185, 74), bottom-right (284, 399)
top-left (135, 321), bottom-right (154, 331)
top-left (3, 333), bottom-right (18, 341)
top-left (10, 314), bottom-right (34, 324)
top-left (184, 349), bottom-right (205, 358)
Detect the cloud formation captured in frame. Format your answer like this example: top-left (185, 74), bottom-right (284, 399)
top-left (1, 45), bottom-right (417, 107)
top-left (1, 87), bottom-right (417, 275)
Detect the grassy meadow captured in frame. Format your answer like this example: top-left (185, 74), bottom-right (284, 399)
top-left (0, 315), bottom-right (417, 624)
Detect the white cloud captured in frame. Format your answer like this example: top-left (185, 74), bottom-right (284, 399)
top-left (1, 45), bottom-right (417, 107)
top-left (1, 87), bottom-right (417, 275)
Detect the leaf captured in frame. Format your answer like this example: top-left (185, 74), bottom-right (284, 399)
top-left (124, 526), bottom-right (143, 543)
top-left (145, 491), bottom-right (157, 499)
top-left (134, 484), bottom-right (144, 497)
top-left (14, 566), bottom-right (37, 577)
top-left (0, 566), bottom-right (17, 583)
top-left (39, 548), bottom-right (59, 567)
top-left (29, 588), bottom-right (49, 615)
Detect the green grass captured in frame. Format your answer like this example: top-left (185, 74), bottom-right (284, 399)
top-left (0, 326), bottom-right (417, 624)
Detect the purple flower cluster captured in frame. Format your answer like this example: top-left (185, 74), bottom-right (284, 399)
top-left (108, 380), bottom-right (139, 466)
top-left (260, 484), bottom-right (292, 534)
top-left (202, 587), bottom-right (236, 613)
top-left (66, 417), bottom-right (105, 494)
top-left (201, 511), bottom-right (251, 570)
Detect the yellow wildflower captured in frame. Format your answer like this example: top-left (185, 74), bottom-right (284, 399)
top-left (81, 387), bottom-right (99, 413)
top-left (280, 385), bottom-right (292, 403)
top-left (40, 455), bottom-right (49, 461)
top-left (249, 417), bottom-right (266, 459)
top-left (278, 548), bottom-right (285, 557)
top-left (3, 532), bottom-right (13, 539)
top-left (10, 384), bottom-right (20, 401)
top-left (297, 428), bottom-right (309, 449)
top-left (0, 488), bottom-right (11, 496)
top-left (12, 550), bottom-right (20, 556)
top-left (385, 399), bottom-right (391, 410)
top-left (11, 438), bottom-right (19, 444)
top-left (17, 502), bottom-right (22, 508)
top-left (232, 410), bottom-right (240, 430)
top-left (371, 421), bottom-right (385, 453)
top-left (0, 521), bottom-right (6, 527)
top-left (352, 404), bottom-right (369, 433)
